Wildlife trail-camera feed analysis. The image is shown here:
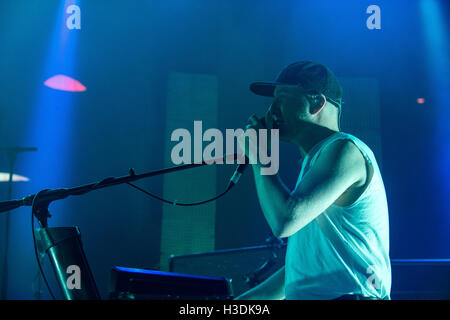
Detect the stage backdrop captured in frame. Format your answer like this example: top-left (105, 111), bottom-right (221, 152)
top-left (0, 0), bottom-right (448, 299)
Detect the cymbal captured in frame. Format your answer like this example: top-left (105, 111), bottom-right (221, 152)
top-left (0, 173), bottom-right (30, 182)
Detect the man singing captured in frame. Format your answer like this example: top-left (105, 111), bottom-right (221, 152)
top-left (237, 61), bottom-right (391, 300)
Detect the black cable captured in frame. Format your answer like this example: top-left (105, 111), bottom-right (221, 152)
top-left (126, 182), bottom-right (234, 206)
top-left (31, 190), bottom-right (56, 300)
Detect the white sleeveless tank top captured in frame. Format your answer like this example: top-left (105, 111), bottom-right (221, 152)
top-left (285, 132), bottom-right (391, 300)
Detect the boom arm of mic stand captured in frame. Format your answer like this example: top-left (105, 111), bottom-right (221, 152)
top-left (0, 200), bottom-right (23, 212)
top-left (0, 154), bottom-right (242, 300)
top-left (0, 154), bottom-right (241, 226)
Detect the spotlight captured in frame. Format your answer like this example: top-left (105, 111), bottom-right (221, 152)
top-left (44, 74), bottom-right (86, 92)
top-left (417, 98), bottom-right (425, 104)
top-left (0, 173), bottom-right (30, 182)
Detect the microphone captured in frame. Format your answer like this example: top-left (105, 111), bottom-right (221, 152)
top-left (228, 117), bottom-right (268, 187)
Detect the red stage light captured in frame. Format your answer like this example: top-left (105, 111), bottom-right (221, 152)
top-left (44, 74), bottom-right (86, 92)
top-left (417, 98), bottom-right (425, 104)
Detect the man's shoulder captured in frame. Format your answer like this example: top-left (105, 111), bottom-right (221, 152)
top-left (308, 134), bottom-right (368, 191)
top-left (320, 132), bottom-right (375, 164)
top-left (318, 137), bottom-right (367, 170)
top-left (314, 132), bottom-right (367, 162)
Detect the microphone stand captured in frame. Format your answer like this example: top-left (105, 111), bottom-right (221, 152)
top-left (0, 146), bottom-right (37, 300)
top-left (0, 156), bottom-right (239, 300)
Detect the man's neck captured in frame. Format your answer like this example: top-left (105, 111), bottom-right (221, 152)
top-left (292, 122), bottom-right (339, 157)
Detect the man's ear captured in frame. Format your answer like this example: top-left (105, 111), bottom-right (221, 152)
top-left (309, 94), bottom-right (326, 115)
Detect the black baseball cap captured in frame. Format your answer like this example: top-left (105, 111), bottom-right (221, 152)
top-left (250, 61), bottom-right (343, 108)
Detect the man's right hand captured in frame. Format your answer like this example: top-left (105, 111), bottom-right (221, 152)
top-left (233, 266), bottom-right (286, 300)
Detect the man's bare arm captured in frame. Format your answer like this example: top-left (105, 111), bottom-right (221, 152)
top-left (235, 266), bottom-right (285, 300)
top-left (253, 139), bottom-right (366, 238)
top-left (252, 164), bottom-right (291, 237)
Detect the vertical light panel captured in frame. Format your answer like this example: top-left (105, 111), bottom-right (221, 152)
top-left (419, 0), bottom-right (450, 231)
top-left (24, 0), bottom-right (82, 210)
top-left (339, 77), bottom-right (383, 167)
top-left (3, 0), bottom-right (82, 299)
top-left (160, 72), bottom-right (218, 271)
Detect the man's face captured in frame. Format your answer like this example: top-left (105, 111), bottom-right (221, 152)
top-left (265, 85), bottom-right (312, 141)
